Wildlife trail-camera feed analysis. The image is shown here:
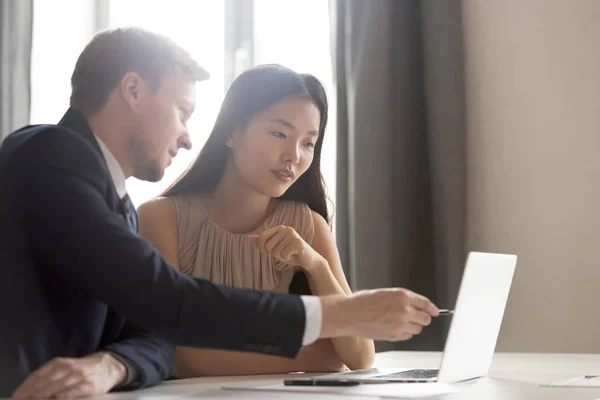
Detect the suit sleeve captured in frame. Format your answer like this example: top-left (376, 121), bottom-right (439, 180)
top-left (102, 321), bottom-right (175, 389)
top-left (8, 130), bottom-right (307, 358)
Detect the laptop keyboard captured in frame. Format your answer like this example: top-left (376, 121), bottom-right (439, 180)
top-left (374, 369), bottom-right (439, 380)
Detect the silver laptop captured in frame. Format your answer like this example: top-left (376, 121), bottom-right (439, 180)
top-left (317, 251), bottom-right (517, 383)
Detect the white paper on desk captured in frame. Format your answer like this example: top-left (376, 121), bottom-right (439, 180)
top-left (541, 375), bottom-right (600, 387)
top-left (222, 382), bottom-right (456, 398)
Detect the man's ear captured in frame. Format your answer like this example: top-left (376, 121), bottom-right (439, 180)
top-left (120, 72), bottom-right (145, 110)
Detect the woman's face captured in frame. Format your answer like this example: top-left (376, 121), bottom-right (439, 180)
top-left (227, 95), bottom-right (321, 198)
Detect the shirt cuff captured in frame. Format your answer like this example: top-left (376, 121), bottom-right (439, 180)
top-left (300, 295), bottom-right (322, 345)
top-left (104, 351), bottom-right (139, 388)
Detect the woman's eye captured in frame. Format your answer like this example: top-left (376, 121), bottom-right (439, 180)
top-left (270, 131), bottom-right (287, 138)
top-left (305, 142), bottom-right (315, 149)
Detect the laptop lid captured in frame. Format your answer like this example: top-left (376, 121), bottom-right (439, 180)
top-left (437, 252), bottom-right (517, 383)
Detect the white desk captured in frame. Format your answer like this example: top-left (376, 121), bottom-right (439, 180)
top-left (98, 351), bottom-right (600, 399)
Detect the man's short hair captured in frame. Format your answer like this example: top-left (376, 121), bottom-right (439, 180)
top-left (70, 27), bottom-right (209, 116)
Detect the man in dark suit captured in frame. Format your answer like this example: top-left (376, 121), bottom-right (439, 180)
top-left (0, 27), bottom-right (439, 398)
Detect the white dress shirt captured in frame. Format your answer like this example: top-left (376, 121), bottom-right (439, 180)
top-left (93, 135), bottom-right (322, 346)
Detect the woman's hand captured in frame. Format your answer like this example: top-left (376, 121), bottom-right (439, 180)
top-left (249, 225), bottom-right (324, 271)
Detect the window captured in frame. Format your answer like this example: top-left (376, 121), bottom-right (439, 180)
top-left (108, 0), bottom-right (225, 206)
top-left (31, 0), bottom-right (336, 226)
top-left (30, 0), bottom-right (98, 124)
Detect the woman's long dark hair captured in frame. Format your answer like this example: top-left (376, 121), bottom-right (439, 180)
top-left (162, 64), bottom-right (330, 223)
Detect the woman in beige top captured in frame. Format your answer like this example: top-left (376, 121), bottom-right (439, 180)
top-left (138, 64), bottom-right (375, 377)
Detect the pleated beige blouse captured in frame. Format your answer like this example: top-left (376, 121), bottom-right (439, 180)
top-left (172, 195), bottom-right (315, 293)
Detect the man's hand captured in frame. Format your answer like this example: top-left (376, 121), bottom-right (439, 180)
top-left (12, 352), bottom-right (127, 399)
top-left (319, 288), bottom-right (440, 341)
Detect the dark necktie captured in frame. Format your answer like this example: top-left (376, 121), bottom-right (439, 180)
top-left (120, 193), bottom-right (138, 233)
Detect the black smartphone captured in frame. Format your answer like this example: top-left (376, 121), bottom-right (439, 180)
top-left (284, 379), bottom-right (360, 387)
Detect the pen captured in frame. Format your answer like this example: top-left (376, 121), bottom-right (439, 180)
top-left (438, 309), bottom-right (454, 316)
top-left (284, 379), bottom-right (361, 387)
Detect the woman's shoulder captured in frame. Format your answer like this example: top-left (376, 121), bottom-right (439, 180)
top-left (138, 194), bottom-right (210, 235)
top-left (136, 196), bottom-right (180, 255)
top-left (137, 196), bottom-right (177, 225)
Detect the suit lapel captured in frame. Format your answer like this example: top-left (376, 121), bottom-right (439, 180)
top-left (57, 108), bottom-right (129, 222)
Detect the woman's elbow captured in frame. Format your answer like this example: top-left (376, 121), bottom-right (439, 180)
top-left (346, 341), bottom-right (375, 371)
top-left (346, 352), bottom-right (375, 371)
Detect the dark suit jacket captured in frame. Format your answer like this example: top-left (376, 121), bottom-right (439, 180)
top-left (0, 109), bottom-right (306, 396)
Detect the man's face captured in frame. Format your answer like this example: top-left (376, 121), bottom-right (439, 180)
top-left (127, 73), bottom-right (196, 182)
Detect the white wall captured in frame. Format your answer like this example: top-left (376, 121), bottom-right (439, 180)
top-left (463, 0), bottom-right (600, 353)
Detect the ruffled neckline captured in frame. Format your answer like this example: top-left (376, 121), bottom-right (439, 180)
top-left (194, 197), bottom-right (282, 236)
